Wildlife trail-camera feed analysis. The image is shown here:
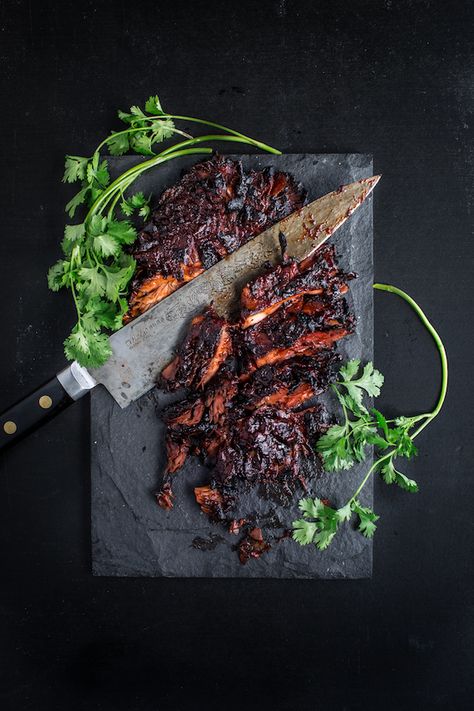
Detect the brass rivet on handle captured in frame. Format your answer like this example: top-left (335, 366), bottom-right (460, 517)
top-left (3, 421), bottom-right (17, 435)
top-left (39, 395), bottom-right (53, 409)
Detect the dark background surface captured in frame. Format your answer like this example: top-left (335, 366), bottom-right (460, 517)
top-left (0, 1), bottom-right (472, 709)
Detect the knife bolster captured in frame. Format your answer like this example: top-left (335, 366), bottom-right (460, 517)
top-left (57, 362), bottom-right (96, 400)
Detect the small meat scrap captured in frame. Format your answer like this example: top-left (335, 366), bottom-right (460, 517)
top-left (156, 481), bottom-right (174, 510)
top-left (194, 485), bottom-right (234, 522)
top-left (228, 518), bottom-right (247, 535)
top-left (191, 533), bottom-right (225, 551)
top-left (238, 528), bottom-right (271, 564)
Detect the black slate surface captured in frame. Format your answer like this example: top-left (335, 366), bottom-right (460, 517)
top-left (91, 153), bottom-right (374, 578)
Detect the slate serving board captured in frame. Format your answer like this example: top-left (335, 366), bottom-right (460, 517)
top-left (91, 153), bottom-right (374, 578)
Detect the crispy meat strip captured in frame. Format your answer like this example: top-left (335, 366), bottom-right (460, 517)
top-left (241, 295), bottom-right (354, 370)
top-left (160, 307), bottom-right (234, 392)
top-left (240, 244), bottom-right (355, 328)
top-left (239, 352), bottom-right (340, 410)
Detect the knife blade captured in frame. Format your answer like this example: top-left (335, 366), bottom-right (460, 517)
top-left (0, 174), bottom-right (379, 448)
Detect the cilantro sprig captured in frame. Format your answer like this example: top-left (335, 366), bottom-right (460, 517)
top-left (293, 284), bottom-right (448, 550)
top-left (48, 94), bottom-right (281, 367)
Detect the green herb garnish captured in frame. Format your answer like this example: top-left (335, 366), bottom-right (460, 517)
top-left (292, 283), bottom-right (448, 550)
top-left (48, 94), bottom-right (281, 368)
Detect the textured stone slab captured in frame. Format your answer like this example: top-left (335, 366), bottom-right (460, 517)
top-left (91, 153), bottom-right (374, 578)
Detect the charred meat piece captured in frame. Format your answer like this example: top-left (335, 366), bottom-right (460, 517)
top-left (242, 295), bottom-right (354, 371)
top-left (194, 485), bottom-right (234, 522)
top-left (237, 527), bottom-right (271, 564)
top-left (160, 306), bottom-right (234, 391)
top-left (240, 244), bottom-right (355, 328)
top-left (163, 429), bottom-right (192, 475)
top-left (239, 351), bottom-right (340, 410)
top-left (228, 518), bottom-right (248, 535)
top-left (164, 396), bottom-right (205, 427)
top-left (212, 405), bottom-right (328, 505)
top-left (156, 481), bottom-right (174, 510)
top-left (126, 155), bottom-right (306, 320)
top-left (203, 366), bottom-right (239, 424)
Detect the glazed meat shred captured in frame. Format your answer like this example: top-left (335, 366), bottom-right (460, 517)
top-left (155, 241), bottom-right (355, 561)
top-left (126, 155), bottom-right (306, 321)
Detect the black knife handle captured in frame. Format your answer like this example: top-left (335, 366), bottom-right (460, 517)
top-left (0, 376), bottom-right (73, 450)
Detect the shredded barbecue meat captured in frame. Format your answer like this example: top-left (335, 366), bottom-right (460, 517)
top-left (140, 159), bottom-right (357, 563)
top-left (126, 155), bottom-right (306, 321)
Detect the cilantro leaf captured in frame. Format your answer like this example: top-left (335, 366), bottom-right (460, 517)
top-left (79, 266), bottom-right (107, 298)
top-left (357, 362), bottom-right (384, 397)
top-left (339, 359), bottom-right (360, 381)
top-left (106, 219), bottom-right (137, 245)
top-left (336, 502), bottom-right (353, 522)
top-left (93, 233), bottom-right (120, 258)
top-left (107, 131), bottom-right (130, 156)
top-left (120, 200), bottom-right (134, 217)
top-left (102, 262), bottom-right (135, 302)
top-left (63, 223), bottom-right (86, 247)
top-left (87, 214), bottom-right (107, 236)
top-left (64, 327), bottom-right (112, 368)
top-left (371, 407), bottom-right (389, 438)
top-left (314, 527), bottom-right (338, 550)
top-left (63, 155), bottom-right (89, 183)
top-left (86, 158), bottom-right (110, 189)
top-left (130, 132), bottom-right (154, 156)
top-left (316, 424), bottom-right (355, 471)
top-left (292, 519), bottom-right (318, 545)
top-left (117, 109), bottom-right (134, 124)
top-left (298, 497), bottom-right (323, 518)
top-left (394, 471), bottom-right (419, 493)
top-left (292, 498), bottom-right (342, 551)
top-left (82, 298), bottom-right (117, 330)
top-left (151, 117), bottom-right (176, 143)
top-left (338, 361), bottom-right (384, 408)
top-left (351, 499), bottom-right (379, 538)
top-left (379, 459), bottom-right (396, 484)
top-left (65, 186), bottom-right (90, 218)
top-left (47, 260), bottom-right (69, 291)
top-left (145, 95), bottom-right (165, 114)
top-left (120, 192), bottom-right (151, 220)
top-left (380, 460), bottom-right (418, 492)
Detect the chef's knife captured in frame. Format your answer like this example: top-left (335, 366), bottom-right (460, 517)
top-left (0, 175), bottom-right (380, 449)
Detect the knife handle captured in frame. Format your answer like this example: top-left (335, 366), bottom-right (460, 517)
top-left (0, 376), bottom-right (73, 450)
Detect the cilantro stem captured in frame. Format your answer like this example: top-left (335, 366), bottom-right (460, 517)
top-left (111, 113), bottom-right (282, 155)
top-left (348, 284), bottom-right (448, 505)
top-left (350, 452), bottom-right (391, 501)
top-left (373, 284), bottom-right (448, 425)
top-left (157, 133), bottom-right (265, 157)
top-left (163, 115), bottom-right (282, 154)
